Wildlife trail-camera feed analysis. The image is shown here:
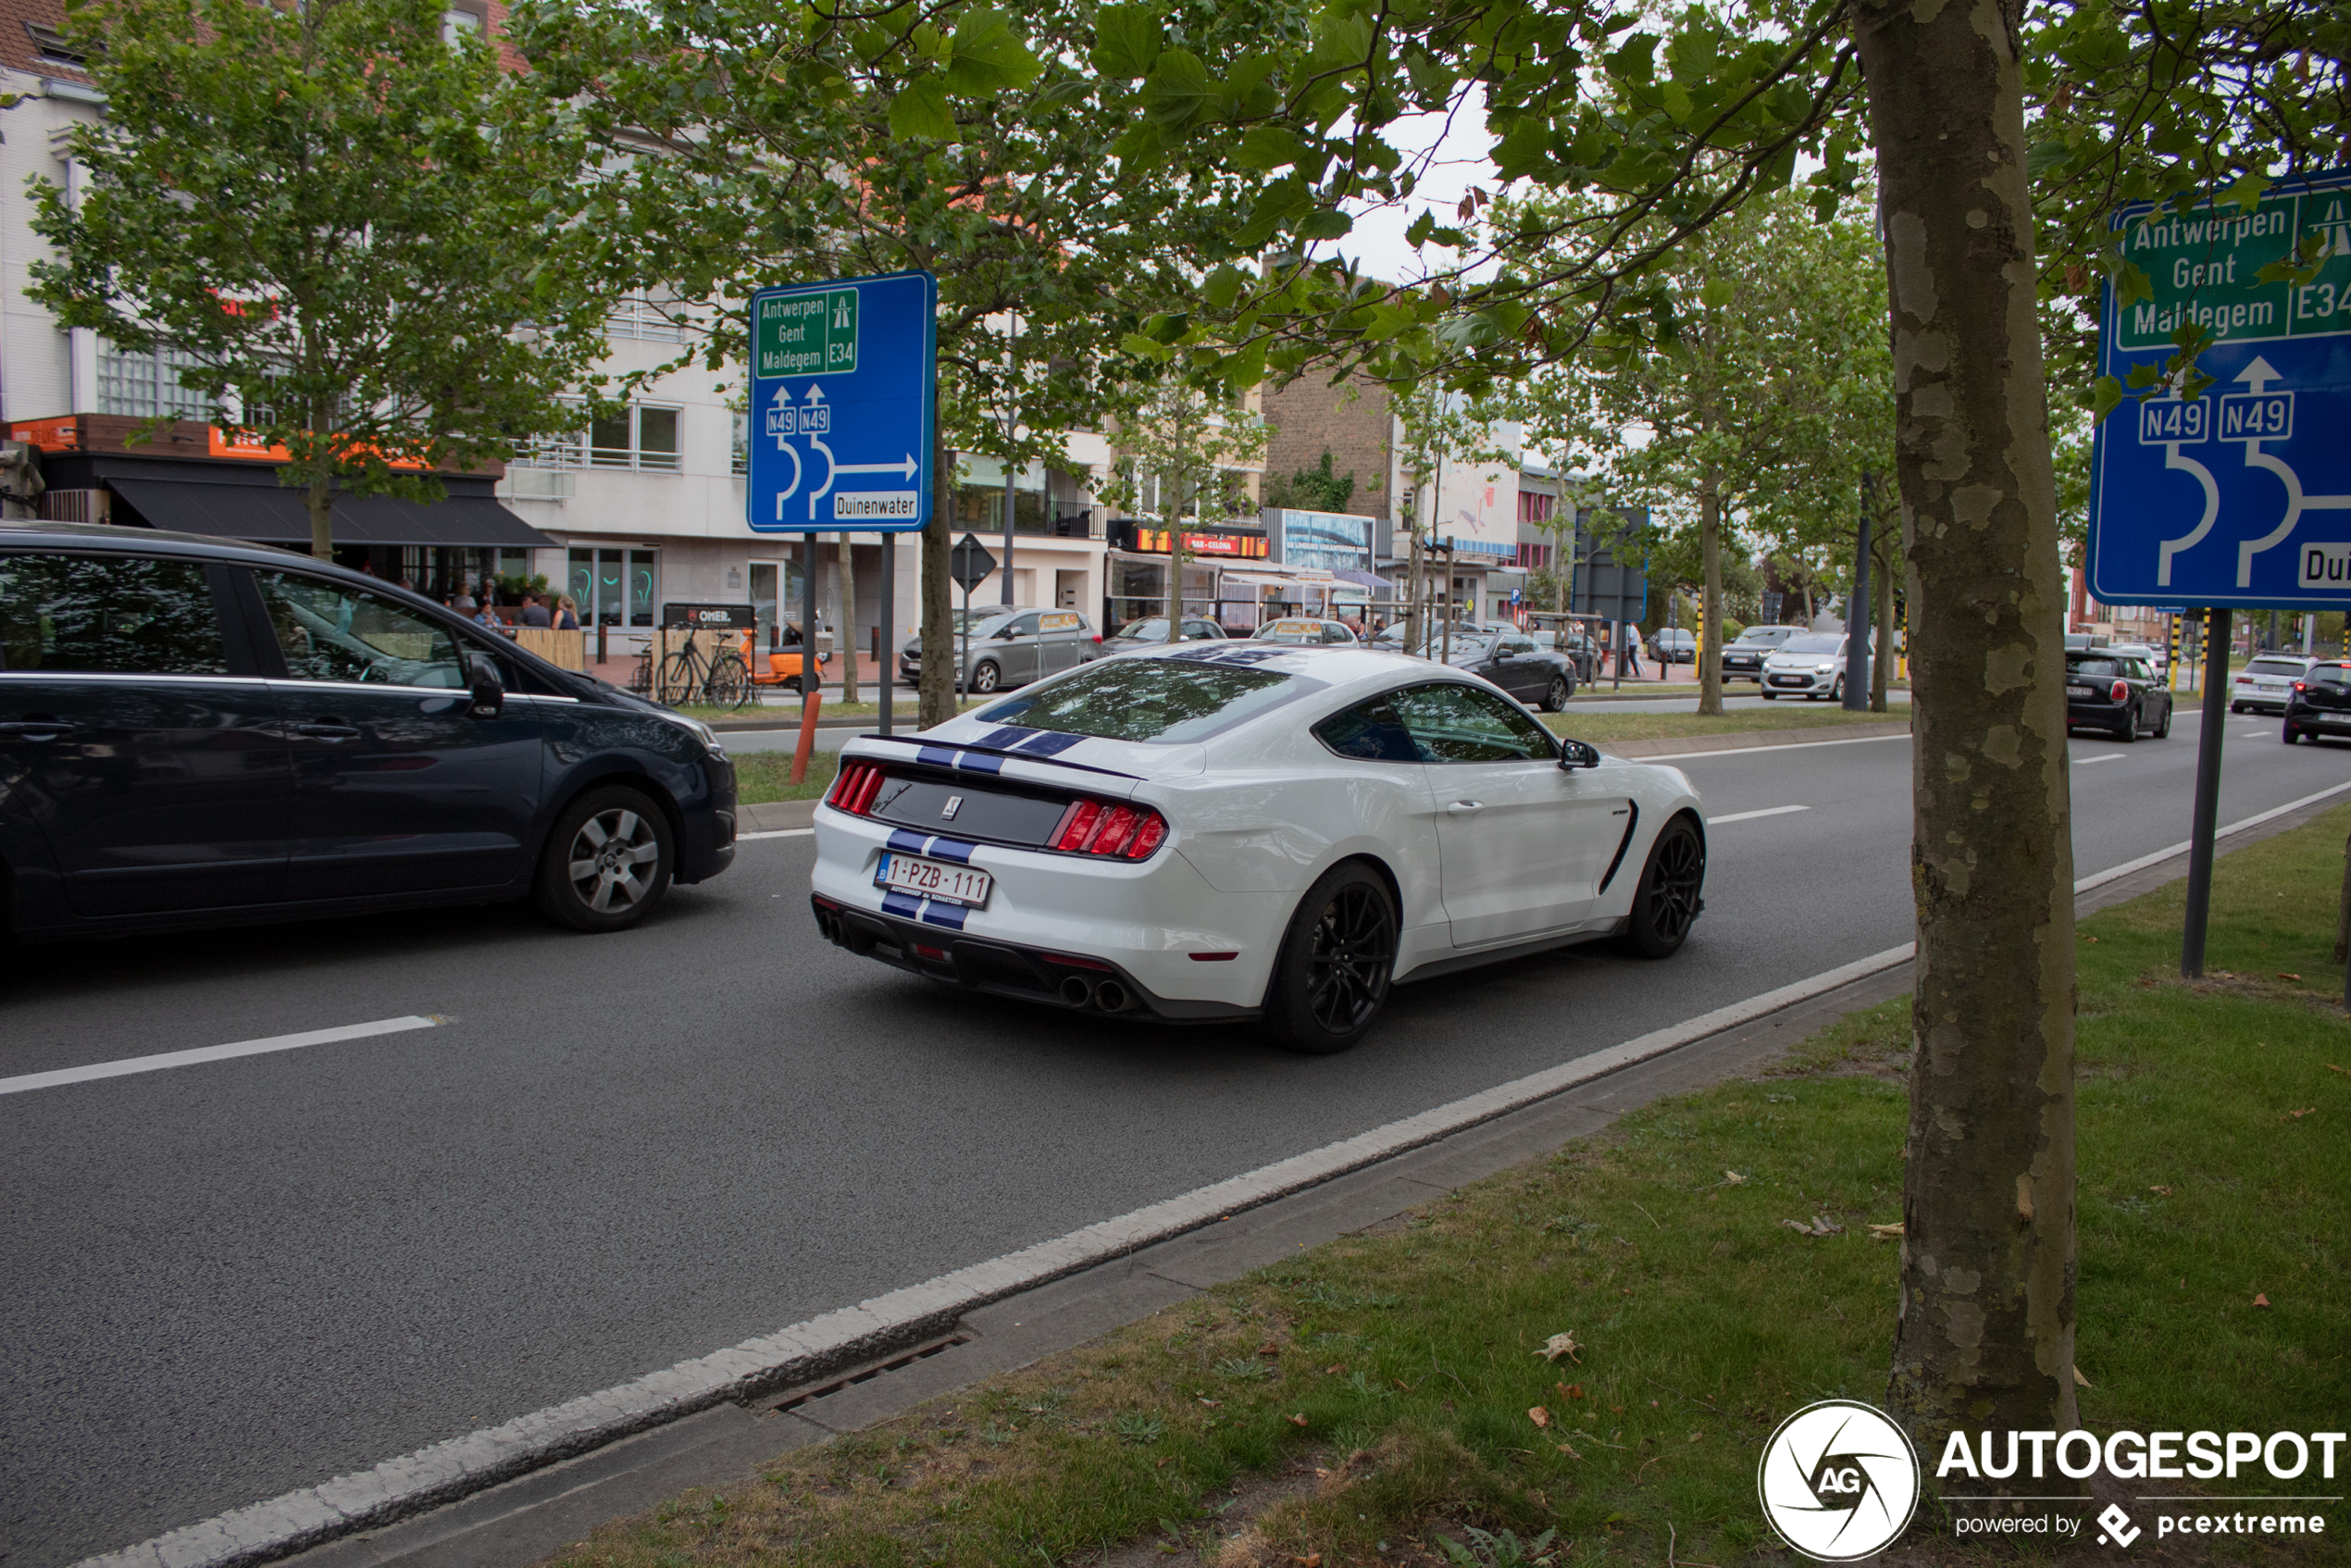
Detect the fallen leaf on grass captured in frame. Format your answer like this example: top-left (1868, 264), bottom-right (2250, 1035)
top-left (2283, 1108), bottom-right (2317, 1120)
top-left (1198, 1398), bottom-right (1221, 1408)
top-left (1866, 1222), bottom-right (1904, 1240)
top-left (1257, 1341), bottom-right (1282, 1357)
top-left (2279, 972), bottom-right (2303, 981)
top-left (2073, 1366), bottom-right (2093, 1388)
top-left (1289, 1555), bottom-right (1322, 1568)
top-left (2327, 1064), bottom-right (2348, 1076)
top-left (1287, 1414), bottom-right (1310, 1427)
top-left (1688, 1430), bottom-right (1706, 1443)
top-left (1528, 1405), bottom-right (1552, 1429)
top-left (1723, 1170), bottom-right (1746, 1185)
top-left (1536, 1331), bottom-right (1583, 1363)
top-left (2254, 1293), bottom-right (2271, 1307)
top-left (1558, 1382), bottom-right (1586, 1400)
top-left (1783, 1215), bottom-right (1846, 1238)
top-left (1555, 1439), bottom-right (1585, 1459)
top-left (2150, 1185), bottom-right (2173, 1196)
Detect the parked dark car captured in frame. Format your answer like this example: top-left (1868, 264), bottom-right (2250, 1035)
top-left (0, 522), bottom-right (736, 942)
top-left (2063, 648), bottom-right (2173, 740)
top-left (1091, 615), bottom-right (1227, 658)
top-left (1719, 625), bottom-right (1807, 683)
top-left (1440, 628), bottom-right (1580, 711)
top-left (2283, 661), bottom-right (2351, 744)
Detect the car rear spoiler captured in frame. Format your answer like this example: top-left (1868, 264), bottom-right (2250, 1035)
top-left (852, 731), bottom-right (1143, 783)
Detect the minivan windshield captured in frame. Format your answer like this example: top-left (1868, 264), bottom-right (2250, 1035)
top-left (1781, 633), bottom-right (1846, 654)
top-left (975, 653), bottom-right (1316, 743)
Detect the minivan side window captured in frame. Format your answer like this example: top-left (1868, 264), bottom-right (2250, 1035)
top-left (0, 553), bottom-right (229, 675)
top-left (254, 571), bottom-right (464, 688)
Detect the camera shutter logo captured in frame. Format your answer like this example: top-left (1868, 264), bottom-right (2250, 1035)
top-left (1757, 1400), bottom-right (1922, 1561)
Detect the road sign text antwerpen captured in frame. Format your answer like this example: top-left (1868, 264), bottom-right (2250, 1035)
top-left (2086, 170), bottom-right (2351, 613)
top-left (748, 271), bottom-right (936, 536)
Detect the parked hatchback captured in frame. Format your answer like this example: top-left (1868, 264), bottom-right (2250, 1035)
top-left (898, 606), bottom-right (1096, 692)
top-left (2283, 662), bottom-right (2351, 744)
top-left (1761, 632), bottom-right (1862, 700)
top-left (2063, 649), bottom-right (2173, 740)
top-left (0, 522), bottom-right (736, 941)
top-left (2231, 653), bottom-right (2319, 714)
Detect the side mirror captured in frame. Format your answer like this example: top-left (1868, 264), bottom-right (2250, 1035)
top-left (1000, 626), bottom-right (1025, 640)
top-left (1557, 738), bottom-right (1601, 770)
top-left (466, 652), bottom-right (504, 716)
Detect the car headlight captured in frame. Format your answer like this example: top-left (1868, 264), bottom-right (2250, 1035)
top-left (1816, 661), bottom-right (1835, 672)
top-left (660, 711), bottom-right (726, 757)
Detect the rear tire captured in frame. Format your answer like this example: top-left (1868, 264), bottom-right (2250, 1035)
top-left (534, 786), bottom-right (675, 932)
top-left (1257, 863), bottom-right (1398, 1055)
top-left (2283, 724), bottom-right (2304, 744)
top-left (2154, 703), bottom-right (2172, 739)
top-left (2115, 705), bottom-right (2139, 742)
top-left (1543, 676), bottom-right (1572, 713)
top-left (1618, 815), bottom-right (1706, 960)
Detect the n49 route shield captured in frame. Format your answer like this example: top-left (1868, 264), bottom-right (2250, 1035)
top-left (2087, 169), bottom-right (2351, 611)
top-left (748, 270), bottom-right (935, 535)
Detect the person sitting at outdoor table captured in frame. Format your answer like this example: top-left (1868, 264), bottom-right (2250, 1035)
top-left (553, 595), bottom-right (580, 631)
top-left (519, 592), bottom-right (553, 629)
top-left (473, 599), bottom-right (505, 633)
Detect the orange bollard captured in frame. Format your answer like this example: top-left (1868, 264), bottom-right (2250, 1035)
top-left (788, 685), bottom-right (822, 785)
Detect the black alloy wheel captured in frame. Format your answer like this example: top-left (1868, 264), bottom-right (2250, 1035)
top-left (1620, 815), bottom-right (1706, 959)
top-left (1260, 864), bottom-right (1398, 1054)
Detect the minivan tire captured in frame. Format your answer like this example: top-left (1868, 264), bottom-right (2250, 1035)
top-left (535, 785), bottom-right (675, 932)
top-left (971, 660), bottom-right (1002, 693)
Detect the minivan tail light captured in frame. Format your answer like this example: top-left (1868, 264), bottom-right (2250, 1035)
top-left (2110, 679), bottom-right (2129, 703)
top-left (1049, 797), bottom-right (1168, 860)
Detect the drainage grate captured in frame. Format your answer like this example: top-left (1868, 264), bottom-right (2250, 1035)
top-left (761, 1333), bottom-right (971, 1414)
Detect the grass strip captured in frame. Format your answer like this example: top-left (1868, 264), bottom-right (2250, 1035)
top-left (1545, 706), bottom-right (1909, 744)
top-left (734, 751), bottom-right (840, 806)
top-left (553, 811), bottom-right (2350, 1568)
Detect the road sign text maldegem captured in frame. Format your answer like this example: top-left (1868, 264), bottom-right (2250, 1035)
top-left (755, 288), bottom-right (860, 379)
top-left (2119, 190), bottom-right (2351, 349)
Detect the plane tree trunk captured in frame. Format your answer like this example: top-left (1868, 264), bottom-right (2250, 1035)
top-left (920, 426), bottom-right (954, 728)
top-left (1856, 0), bottom-right (2082, 1470)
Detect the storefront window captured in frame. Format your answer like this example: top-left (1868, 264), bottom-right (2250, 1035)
top-left (568, 546), bottom-right (659, 628)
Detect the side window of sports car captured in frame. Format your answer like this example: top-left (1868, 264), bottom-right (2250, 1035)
top-left (1390, 682), bottom-right (1557, 763)
top-left (1312, 695), bottom-right (1422, 762)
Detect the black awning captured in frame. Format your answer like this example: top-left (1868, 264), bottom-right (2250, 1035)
top-left (108, 478), bottom-right (554, 549)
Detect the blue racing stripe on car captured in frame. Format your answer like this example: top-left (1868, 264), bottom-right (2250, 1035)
top-left (1014, 730), bottom-right (1085, 755)
top-left (881, 890), bottom-right (924, 920)
top-left (916, 746), bottom-right (961, 767)
top-left (956, 752), bottom-right (1005, 775)
top-left (920, 901), bottom-right (969, 930)
top-left (974, 726), bottom-right (1037, 749)
top-left (887, 829), bottom-right (931, 854)
top-left (925, 838), bottom-right (977, 863)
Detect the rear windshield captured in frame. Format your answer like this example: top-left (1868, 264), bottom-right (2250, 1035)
top-left (1781, 634), bottom-right (1845, 653)
top-left (974, 652), bottom-right (1314, 743)
top-left (2070, 657), bottom-right (2124, 677)
top-left (2245, 657), bottom-right (2307, 676)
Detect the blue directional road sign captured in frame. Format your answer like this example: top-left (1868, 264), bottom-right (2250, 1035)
top-left (747, 270), bottom-right (936, 534)
top-left (2087, 170), bottom-right (2351, 610)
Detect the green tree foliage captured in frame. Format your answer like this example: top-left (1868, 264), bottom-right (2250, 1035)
top-left (508, 0), bottom-right (1280, 723)
top-left (29, 0), bottom-right (622, 557)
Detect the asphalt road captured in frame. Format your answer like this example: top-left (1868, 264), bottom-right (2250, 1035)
top-left (4, 705), bottom-right (2344, 1566)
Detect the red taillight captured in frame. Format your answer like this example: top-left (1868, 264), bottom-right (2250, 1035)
top-left (2110, 679), bottom-right (2129, 703)
top-left (2294, 680), bottom-right (2307, 692)
top-left (1049, 797), bottom-right (1168, 859)
top-left (827, 761), bottom-right (889, 815)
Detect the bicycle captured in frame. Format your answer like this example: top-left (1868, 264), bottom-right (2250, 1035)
top-left (657, 632), bottom-right (753, 710)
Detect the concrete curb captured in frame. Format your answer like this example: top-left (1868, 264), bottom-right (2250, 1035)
top-left (77, 945), bottom-right (1922, 1568)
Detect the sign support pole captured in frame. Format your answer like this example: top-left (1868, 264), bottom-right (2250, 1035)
top-left (2181, 604), bottom-right (2231, 977)
top-left (878, 534), bottom-right (894, 737)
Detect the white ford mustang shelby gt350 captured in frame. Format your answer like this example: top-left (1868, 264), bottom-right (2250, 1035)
top-left (810, 643), bottom-right (1707, 1052)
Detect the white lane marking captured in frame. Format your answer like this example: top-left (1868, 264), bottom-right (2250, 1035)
top-left (739, 828), bottom-right (815, 840)
top-left (2073, 778), bottom-right (2351, 894)
top-left (1635, 731), bottom-right (1911, 764)
top-left (2072, 753), bottom-right (2125, 765)
top-left (74, 781), bottom-right (2351, 1568)
top-left (0, 1016), bottom-right (443, 1099)
top-left (1709, 804), bottom-right (1810, 824)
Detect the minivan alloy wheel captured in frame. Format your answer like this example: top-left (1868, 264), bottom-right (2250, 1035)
top-left (568, 807), bottom-right (662, 912)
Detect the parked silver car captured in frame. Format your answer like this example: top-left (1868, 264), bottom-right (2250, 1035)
top-left (897, 606), bottom-right (1097, 693)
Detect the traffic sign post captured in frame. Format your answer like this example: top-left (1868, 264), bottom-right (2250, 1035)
top-left (2084, 170), bottom-right (2351, 977)
top-left (747, 269), bottom-right (937, 744)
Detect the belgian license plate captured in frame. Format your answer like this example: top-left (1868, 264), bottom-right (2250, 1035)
top-left (2067, 684), bottom-right (2096, 697)
top-left (877, 852), bottom-right (992, 908)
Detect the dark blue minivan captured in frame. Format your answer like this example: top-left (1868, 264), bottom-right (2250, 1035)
top-left (0, 522), bottom-right (735, 940)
